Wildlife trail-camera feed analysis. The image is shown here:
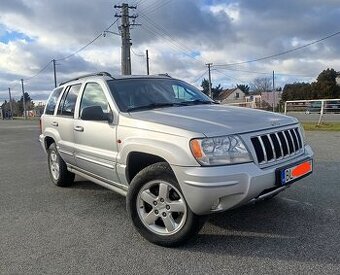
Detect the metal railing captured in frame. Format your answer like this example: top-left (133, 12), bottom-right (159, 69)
top-left (284, 99), bottom-right (340, 125)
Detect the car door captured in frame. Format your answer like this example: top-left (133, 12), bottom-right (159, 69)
top-left (54, 84), bottom-right (81, 166)
top-left (73, 81), bottom-right (119, 184)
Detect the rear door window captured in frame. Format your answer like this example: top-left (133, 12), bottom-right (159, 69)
top-left (57, 84), bottom-right (81, 117)
top-left (45, 87), bottom-right (63, 115)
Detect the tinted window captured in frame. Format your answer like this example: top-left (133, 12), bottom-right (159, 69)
top-left (108, 79), bottom-right (212, 112)
top-left (45, 87), bottom-right (63, 115)
top-left (172, 85), bottom-right (195, 101)
top-left (58, 84), bottom-right (81, 117)
top-left (80, 83), bottom-right (110, 117)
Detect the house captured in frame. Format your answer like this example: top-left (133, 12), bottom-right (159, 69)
top-left (245, 94), bottom-right (262, 108)
top-left (215, 88), bottom-right (245, 104)
top-left (261, 91), bottom-right (282, 108)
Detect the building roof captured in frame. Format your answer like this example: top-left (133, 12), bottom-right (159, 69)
top-left (215, 88), bottom-right (240, 101)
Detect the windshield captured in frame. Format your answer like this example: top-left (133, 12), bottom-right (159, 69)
top-left (107, 78), bottom-right (214, 112)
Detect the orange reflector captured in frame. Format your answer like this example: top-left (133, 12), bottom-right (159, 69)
top-left (291, 161), bottom-right (312, 177)
top-left (190, 140), bottom-right (203, 159)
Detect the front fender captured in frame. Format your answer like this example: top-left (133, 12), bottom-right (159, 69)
top-left (117, 136), bottom-right (199, 167)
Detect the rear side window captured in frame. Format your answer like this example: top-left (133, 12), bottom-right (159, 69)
top-left (57, 84), bottom-right (81, 117)
top-left (45, 87), bottom-right (63, 115)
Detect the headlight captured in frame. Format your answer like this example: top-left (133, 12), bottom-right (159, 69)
top-left (190, 135), bottom-right (252, 166)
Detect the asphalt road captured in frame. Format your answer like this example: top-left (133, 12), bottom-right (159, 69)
top-left (0, 120), bottom-right (339, 274)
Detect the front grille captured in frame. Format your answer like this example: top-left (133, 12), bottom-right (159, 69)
top-left (251, 127), bottom-right (303, 164)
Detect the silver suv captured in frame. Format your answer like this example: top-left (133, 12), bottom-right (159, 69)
top-left (39, 72), bottom-right (314, 246)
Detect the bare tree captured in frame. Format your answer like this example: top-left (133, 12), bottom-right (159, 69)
top-left (251, 77), bottom-right (272, 94)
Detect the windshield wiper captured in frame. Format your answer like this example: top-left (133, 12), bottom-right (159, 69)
top-left (127, 102), bottom-right (177, 112)
top-left (179, 99), bottom-right (218, 105)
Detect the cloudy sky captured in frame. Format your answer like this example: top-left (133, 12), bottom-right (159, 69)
top-left (0, 0), bottom-right (339, 103)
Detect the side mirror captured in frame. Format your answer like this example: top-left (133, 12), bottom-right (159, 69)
top-left (81, 106), bottom-right (112, 122)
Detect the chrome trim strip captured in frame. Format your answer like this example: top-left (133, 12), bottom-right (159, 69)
top-left (68, 164), bottom-right (128, 193)
top-left (75, 154), bottom-right (115, 169)
top-left (58, 149), bottom-right (73, 156)
top-left (247, 186), bottom-right (289, 204)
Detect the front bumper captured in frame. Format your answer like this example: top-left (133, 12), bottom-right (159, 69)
top-left (171, 145), bottom-right (314, 215)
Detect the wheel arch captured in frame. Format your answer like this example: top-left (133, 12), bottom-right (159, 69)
top-left (125, 151), bottom-right (169, 184)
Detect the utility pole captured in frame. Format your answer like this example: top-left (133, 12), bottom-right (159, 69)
top-left (52, 59), bottom-right (57, 88)
top-left (20, 79), bottom-right (27, 119)
top-left (146, 49), bottom-right (150, 75)
top-left (115, 3), bottom-right (139, 75)
top-left (8, 88), bottom-right (13, 119)
top-left (206, 63), bottom-right (213, 98)
top-left (272, 70), bottom-right (275, 112)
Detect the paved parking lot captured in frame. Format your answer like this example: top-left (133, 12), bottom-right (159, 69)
top-left (0, 120), bottom-right (339, 274)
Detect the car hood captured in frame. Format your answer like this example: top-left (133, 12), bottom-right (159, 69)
top-left (127, 105), bottom-right (298, 137)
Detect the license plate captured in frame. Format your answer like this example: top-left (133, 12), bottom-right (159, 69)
top-left (279, 160), bottom-right (313, 185)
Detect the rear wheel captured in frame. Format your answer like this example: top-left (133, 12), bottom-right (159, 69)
top-left (47, 143), bottom-right (74, 187)
top-left (127, 162), bottom-right (204, 247)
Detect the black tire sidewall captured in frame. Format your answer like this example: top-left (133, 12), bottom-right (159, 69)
top-left (126, 162), bottom-right (202, 247)
top-left (47, 143), bottom-right (74, 187)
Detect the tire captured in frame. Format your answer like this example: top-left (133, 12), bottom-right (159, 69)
top-left (126, 162), bottom-right (204, 247)
top-left (47, 143), bottom-right (75, 187)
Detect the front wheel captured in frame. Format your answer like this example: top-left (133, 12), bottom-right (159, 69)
top-left (126, 162), bottom-right (204, 247)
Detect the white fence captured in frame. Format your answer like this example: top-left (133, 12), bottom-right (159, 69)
top-left (284, 99), bottom-right (340, 125)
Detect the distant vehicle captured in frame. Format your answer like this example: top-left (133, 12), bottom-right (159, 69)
top-left (305, 100), bottom-right (340, 114)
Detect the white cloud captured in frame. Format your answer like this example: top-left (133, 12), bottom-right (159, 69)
top-left (0, 0), bottom-right (340, 101)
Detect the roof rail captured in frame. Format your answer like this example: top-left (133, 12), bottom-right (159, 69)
top-left (59, 72), bottom-right (113, 86)
top-left (158, 73), bottom-right (172, 78)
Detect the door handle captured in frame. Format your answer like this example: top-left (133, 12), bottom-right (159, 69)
top-left (51, 121), bottom-right (58, 127)
top-left (74, 126), bottom-right (84, 132)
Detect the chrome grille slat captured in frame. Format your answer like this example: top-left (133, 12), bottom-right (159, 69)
top-left (294, 128), bottom-right (302, 149)
top-left (282, 131), bottom-right (291, 155)
top-left (258, 136), bottom-right (268, 163)
top-left (275, 133), bottom-right (284, 158)
top-left (287, 130), bottom-right (296, 154)
top-left (251, 127), bottom-right (303, 165)
top-left (267, 134), bottom-right (276, 160)
top-left (290, 129), bottom-right (298, 151)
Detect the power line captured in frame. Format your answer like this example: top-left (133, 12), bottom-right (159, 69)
top-left (56, 18), bottom-right (119, 62)
top-left (24, 60), bottom-right (52, 82)
top-left (214, 30), bottom-right (340, 67)
top-left (139, 14), bottom-right (204, 65)
top-left (55, 34), bottom-right (102, 62)
top-left (140, 24), bottom-right (197, 61)
top-left (217, 67), bottom-right (315, 78)
top-left (140, 12), bottom-right (203, 63)
top-left (192, 69), bottom-right (208, 83)
top-left (212, 68), bottom-right (247, 83)
top-left (131, 47), bottom-right (145, 57)
top-left (139, 0), bottom-right (172, 15)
